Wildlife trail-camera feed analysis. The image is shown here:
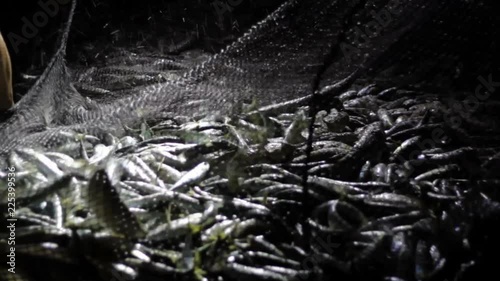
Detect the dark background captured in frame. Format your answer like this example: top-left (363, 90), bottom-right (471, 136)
top-left (0, 0), bottom-right (284, 92)
top-left (1, 0), bottom-right (499, 100)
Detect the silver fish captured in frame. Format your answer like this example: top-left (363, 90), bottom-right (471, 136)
top-left (87, 170), bottom-right (146, 239)
top-left (170, 162), bottom-right (210, 191)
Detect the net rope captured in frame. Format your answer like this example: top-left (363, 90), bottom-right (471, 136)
top-left (1, 0), bottom-right (498, 160)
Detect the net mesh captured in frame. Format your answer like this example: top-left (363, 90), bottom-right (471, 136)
top-left (1, 0), bottom-right (497, 155)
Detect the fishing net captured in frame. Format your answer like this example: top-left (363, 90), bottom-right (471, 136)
top-left (1, 0), bottom-right (500, 280)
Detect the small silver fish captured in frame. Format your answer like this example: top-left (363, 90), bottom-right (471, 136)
top-left (17, 148), bottom-right (64, 179)
top-left (170, 162), bottom-right (210, 191)
top-left (87, 170), bottom-right (146, 239)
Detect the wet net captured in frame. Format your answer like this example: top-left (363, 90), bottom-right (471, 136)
top-left (1, 0), bottom-right (500, 280)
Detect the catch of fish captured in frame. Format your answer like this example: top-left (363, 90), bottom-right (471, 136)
top-left (1, 54), bottom-right (500, 281)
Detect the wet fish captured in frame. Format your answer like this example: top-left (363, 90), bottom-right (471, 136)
top-left (87, 169), bottom-right (146, 239)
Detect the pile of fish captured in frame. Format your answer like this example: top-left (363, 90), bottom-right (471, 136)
top-left (1, 82), bottom-right (500, 281)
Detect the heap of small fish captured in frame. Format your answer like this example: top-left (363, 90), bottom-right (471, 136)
top-left (1, 82), bottom-right (500, 281)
